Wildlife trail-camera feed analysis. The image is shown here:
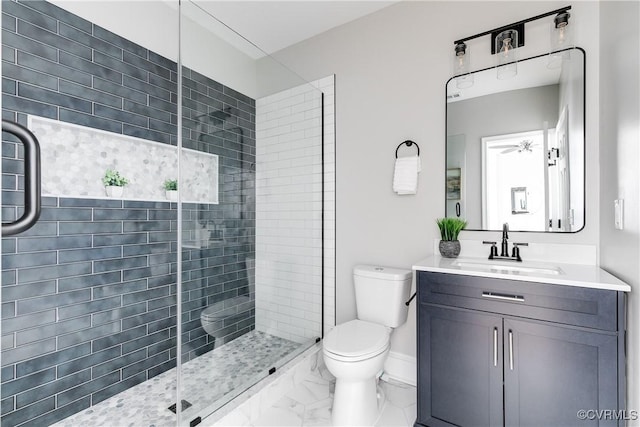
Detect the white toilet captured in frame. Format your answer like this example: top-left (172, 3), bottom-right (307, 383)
top-left (201, 258), bottom-right (254, 345)
top-left (201, 294), bottom-right (251, 342)
top-left (323, 265), bottom-right (412, 426)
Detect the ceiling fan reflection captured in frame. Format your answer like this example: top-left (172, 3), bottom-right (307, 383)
top-left (490, 139), bottom-right (538, 154)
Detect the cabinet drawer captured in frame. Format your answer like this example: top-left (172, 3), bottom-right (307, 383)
top-left (418, 271), bottom-right (619, 331)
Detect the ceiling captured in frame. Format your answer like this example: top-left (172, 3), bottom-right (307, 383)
top-left (193, 1), bottom-right (398, 57)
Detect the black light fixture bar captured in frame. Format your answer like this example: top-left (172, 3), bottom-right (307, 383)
top-left (491, 23), bottom-right (525, 54)
top-left (453, 5), bottom-right (571, 46)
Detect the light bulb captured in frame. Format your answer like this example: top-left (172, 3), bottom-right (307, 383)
top-left (548, 11), bottom-right (573, 69)
top-left (495, 30), bottom-right (518, 79)
top-left (551, 12), bottom-right (572, 51)
top-left (557, 25), bottom-right (567, 44)
top-left (453, 42), bottom-right (473, 89)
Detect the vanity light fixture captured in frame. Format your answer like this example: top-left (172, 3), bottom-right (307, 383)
top-left (548, 11), bottom-right (573, 68)
top-left (453, 42), bottom-right (474, 89)
top-left (495, 29), bottom-right (519, 79)
top-left (452, 5), bottom-right (571, 80)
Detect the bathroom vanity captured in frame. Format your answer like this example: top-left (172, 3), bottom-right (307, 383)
top-left (413, 256), bottom-right (630, 427)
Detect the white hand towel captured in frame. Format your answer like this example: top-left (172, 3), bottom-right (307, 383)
top-left (393, 155), bottom-right (421, 195)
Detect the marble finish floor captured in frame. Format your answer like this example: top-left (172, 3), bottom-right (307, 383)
top-left (53, 331), bottom-right (300, 427)
top-left (212, 363), bottom-right (417, 427)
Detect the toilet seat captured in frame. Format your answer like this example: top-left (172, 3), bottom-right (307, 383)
top-left (323, 319), bottom-right (390, 362)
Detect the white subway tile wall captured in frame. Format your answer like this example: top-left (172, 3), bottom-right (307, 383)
top-left (255, 76), bottom-right (336, 342)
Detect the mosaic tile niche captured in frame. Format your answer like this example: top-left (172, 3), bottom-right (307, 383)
top-left (29, 116), bottom-right (219, 203)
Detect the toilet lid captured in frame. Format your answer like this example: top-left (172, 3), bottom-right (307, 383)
top-left (323, 319), bottom-right (389, 359)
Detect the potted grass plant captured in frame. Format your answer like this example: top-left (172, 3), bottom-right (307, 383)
top-left (436, 217), bottom-right (467, 258)
top-left (163, 179), bottom-right (178, 201)
top-left (102, 169), bottom-right (128, 198)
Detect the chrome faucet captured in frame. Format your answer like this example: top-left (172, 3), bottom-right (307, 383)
top-left (482, 222), bottom-right (528, 261)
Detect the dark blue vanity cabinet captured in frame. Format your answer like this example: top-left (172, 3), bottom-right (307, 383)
top-left (415, 271), bottom-right (626, 427)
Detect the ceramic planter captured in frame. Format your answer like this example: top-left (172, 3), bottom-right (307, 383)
top-left (439, 240), bottom-right (461, 258)
top-left (105, 186), bottom-right (124, 198)
top-left (165, 190), bottom-right (178, 201)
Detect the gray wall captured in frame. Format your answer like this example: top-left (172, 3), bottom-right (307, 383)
top-left (447, 84), bottom-right (559, 228)
top-left (599, 0), bottom-right (640, 416)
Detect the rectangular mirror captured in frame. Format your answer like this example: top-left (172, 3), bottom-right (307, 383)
top-left (446, 48), bottom-right (585, 232)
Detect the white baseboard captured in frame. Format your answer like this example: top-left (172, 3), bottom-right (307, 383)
top-left (382, 351), bottom-right (416, 387)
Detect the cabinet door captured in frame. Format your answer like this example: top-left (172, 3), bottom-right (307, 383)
top-left (504, 318), bottom-right (619, 427)
top-left (418, 305), bottom-right (503, 427)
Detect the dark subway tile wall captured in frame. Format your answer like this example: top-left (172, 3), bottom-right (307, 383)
top-left (2, 0), bottom-right (177, 143)
top-left (1, 201), bottom-right (179, 427)
top-left (1, 1), bottom-right (256, 425)
top-left (180, 66), bottom-right (256, 362)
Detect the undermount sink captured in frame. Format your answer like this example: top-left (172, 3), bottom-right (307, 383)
top-left (451, 260), bottom-right (564, 276)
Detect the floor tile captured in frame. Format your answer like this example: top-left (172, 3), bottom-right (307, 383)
top-left (302, 397), bottom-right (332, 426)
top-left (380, 379), bottom-right (417, 409)
top-left (403, 403), bottom-right (417, 426)
top-left (214, 408), bottom-right (252, 427)
top-left (249, 371), bottom-right (416, 427)
top-left (273, 396), bottom-right (306, 418)
top-left (253, 406), bottom-right (303, 427)
top-left (375, 401), bottom-right (410, 427)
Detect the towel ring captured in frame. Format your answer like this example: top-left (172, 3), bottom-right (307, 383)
top-left (395, 140), bottom-right (420, 158)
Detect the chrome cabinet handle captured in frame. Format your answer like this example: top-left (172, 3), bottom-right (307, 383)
top-left (482, 292), bottom-right (525, 303)
top-left (2, 120), bottom-right (41, 236)
top-left (493, 327), bottom-right (498, 367)
top-left (508, 329), bottom-right (514, 370)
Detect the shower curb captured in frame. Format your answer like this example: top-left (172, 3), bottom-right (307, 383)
top-left (198, 342), bottom-right (323, 426)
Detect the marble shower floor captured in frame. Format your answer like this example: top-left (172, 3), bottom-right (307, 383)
top-left (53, 331), bottom-right (301, 427)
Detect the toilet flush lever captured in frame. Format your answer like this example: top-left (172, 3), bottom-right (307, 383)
top-left (405, 292), bottom-right (417, 306)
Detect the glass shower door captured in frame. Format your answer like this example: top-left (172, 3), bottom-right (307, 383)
top-left (0, 1), bottom-right (325, 425)
top-left (176, 2), bottom-right (324, 424)
top-left (1, 1), bottom-right (181, 425)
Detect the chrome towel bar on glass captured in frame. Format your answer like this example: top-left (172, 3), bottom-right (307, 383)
top-left (1, 119), bottom-right (42, 236)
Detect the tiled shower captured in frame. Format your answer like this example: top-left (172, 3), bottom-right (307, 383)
top-left (0, 1), bottom-right (332, 426)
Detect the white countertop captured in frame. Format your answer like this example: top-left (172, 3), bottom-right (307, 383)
top-left (413, 255), bottom-right (631, 292)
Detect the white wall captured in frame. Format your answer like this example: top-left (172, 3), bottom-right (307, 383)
top-left (269, 1), bottom-right (601, 362)
top-left (599, 1), bottom-right (640, 419)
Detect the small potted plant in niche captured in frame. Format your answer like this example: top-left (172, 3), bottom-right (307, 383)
top-left (436, 217), bottom-right (467, 258)
top-left (102, 169), bottom-right (128, 198)
top-left (163, 179), bottom-right (178, 201)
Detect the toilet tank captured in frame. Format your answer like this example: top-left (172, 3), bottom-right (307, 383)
top-left (354, 265), bottom-right (413, 327)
